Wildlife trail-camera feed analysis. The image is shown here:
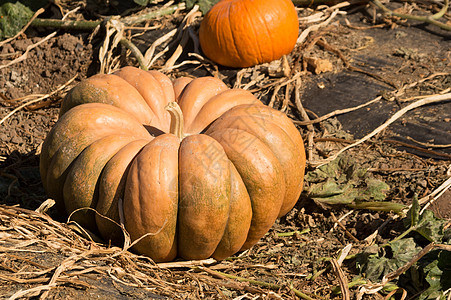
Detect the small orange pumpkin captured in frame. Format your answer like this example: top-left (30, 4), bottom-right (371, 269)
top-left (40, 66), bottom-right (306, 262)
top-left (199, 0), bottom-right (299, 68)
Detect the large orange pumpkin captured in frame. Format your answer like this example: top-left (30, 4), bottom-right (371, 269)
top-left (40, 66), bottom-right (306, 262)
top-left (199, 0), bottom-right (299, 68)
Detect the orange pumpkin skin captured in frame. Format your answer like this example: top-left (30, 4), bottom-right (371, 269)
top-left (199, 0), bottom-right (299, 68)
top-left (40, 66), bottom-right (305, 262)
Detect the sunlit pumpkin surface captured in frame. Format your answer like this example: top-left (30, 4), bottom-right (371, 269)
top-left (199, 0), bottom-right (299, 68)
top-left (40, 66), bottom-right (306, 262)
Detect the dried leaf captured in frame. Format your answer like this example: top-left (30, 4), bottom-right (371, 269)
top-left (305, 155), bottom-right (390, 207)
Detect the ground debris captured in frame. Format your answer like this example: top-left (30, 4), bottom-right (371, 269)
top-left (0, 0), bottom-right (450, 298)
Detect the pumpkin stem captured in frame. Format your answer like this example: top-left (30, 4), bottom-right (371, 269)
top-left (165, 102), bottom-right (185, 139)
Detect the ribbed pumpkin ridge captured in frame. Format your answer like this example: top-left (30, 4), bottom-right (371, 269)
top-left (40, 66), bottom-right (306, 262)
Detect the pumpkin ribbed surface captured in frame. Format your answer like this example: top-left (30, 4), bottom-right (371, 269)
top-left (40, 66), bottom-right (306, 262)
top-left (199, 0), bottom-right (299, 68)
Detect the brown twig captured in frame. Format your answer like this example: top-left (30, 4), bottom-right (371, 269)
top-left (393, 72), bottom-right (450, 99)
top-left (313, 92), bottom-right (451, 167)
top-left (367, 167), bottom-right (427, 172)
top-left (406, 136), bottom-right (451, 149)
top-left (316, 39), bottom-right (398, 88)
top-left (344, 18), bottom-right (386, 30)
top-left (294, 77), bottom-right (315, 161)
top-left (330, 213), bottom-right (360, 243)
top-left (295, 96), bottom-right (382, 126)
top-left (331, 259), bottom-right (350, 300)
top-left (314, 137), bottom-right (354, 144)
top-left (268, 73), bottom-right (301, 107)
top-left (383, 139), bottom-right (451, 159)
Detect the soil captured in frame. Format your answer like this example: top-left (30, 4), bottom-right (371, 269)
top-left (0, 1), bottom-right (450, 299)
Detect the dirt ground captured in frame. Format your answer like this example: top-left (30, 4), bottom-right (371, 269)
top-left (0, 0), bottom-right (450, 299)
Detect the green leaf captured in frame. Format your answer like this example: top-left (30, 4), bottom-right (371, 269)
top-left (358, 238), bottom-right (421, 282)
top-left (363, 255), bottom-right (392, 282)
top-left (185, 0), bottom-right (220, 14)
top-left (304, 155), bottom-right (391, 208)
top-left (415, 210), bottom-right (444, 242)
top-left (357, 204), bottom-right (450, 298)
top-left (418, 251), bottom-right (451, 300)
top-left (0, 2), bottom-right (33, 40)
top-left (0, 0), bottom-right (48, 41)
top-left (410, 196), bottom-right (420, 227)
top-left (405, 202), bottom-right (445, 243)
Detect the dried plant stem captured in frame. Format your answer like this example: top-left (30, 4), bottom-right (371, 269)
top-left (163, 5), bottom-right (202, 70)
top-left (144, 28), bottom-right (177, 68)
top-left (330, 213), bottom-right (360, 243)
top-left (406, 136), bottom-right (451, 148)
top-left (419, 176), bottom-right (451, 214)
top-left (0, 8), bottom-right (45, 47)
top-left (330, 210), bottom-right (355, 232)
top-left (158, 258), bottom-right (216, 269)
top-left (314, 93), bottom-right (451, 167)
top-left (165, 102), bottom-right (186, 139)
top-left (297, 9), bottom-right (340, 45)
top-left (8, 283), bottom-right (58, 300)
top-left (294, 77), bottom-right (315, 161)
top-left (0, 75), bottom-right (77, 126)
top-left (372, 0), bottom-right (451, 31)
top-left (331, 258), bottom-right (350, 300)
top-left (394, 72), bottom-right (450, 99)
top-left (0, 32), bottom-right (56, 71)
top-left (383, 139), bottom-right (451, 159)
top-left (292, 0), bottom-right (340, 6)
top-left (316, 39), bottom-right (397, 88)
top-left (39, 251), bottom-right (91, 299)
top-left (201, 267), bottom-right (317, 300)
top-left (295, 96), bottom-right (382, 126)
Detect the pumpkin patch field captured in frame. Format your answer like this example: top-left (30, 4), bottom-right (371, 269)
top-left (0, 0), bottom-right (450, 299)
